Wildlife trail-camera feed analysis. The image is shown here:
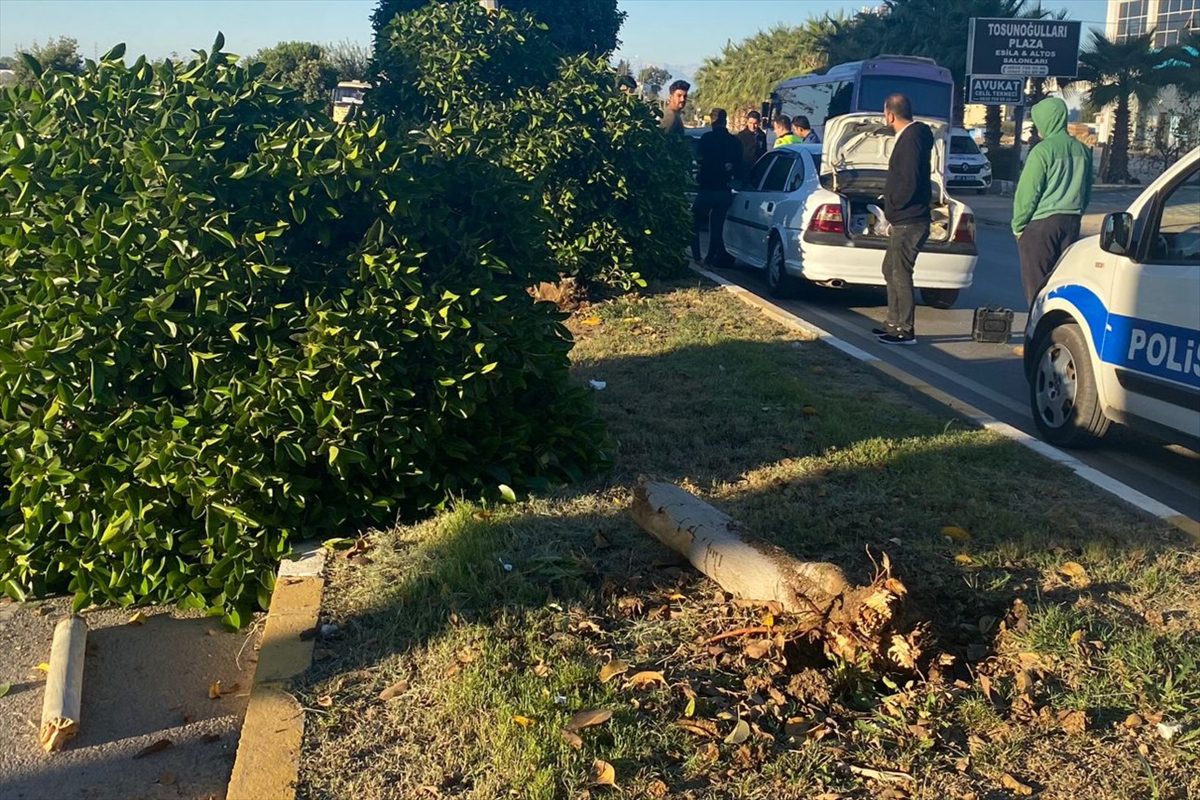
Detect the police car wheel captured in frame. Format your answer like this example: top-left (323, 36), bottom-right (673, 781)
top-left (1029, 323), bottom-right (1110, 447)
top-left (766, 236), bottom-right (797, 299)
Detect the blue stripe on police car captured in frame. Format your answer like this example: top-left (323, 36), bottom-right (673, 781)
top-left (1046, 284), bottom-right (1200, 389)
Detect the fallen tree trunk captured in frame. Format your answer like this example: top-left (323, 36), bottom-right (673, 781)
top-left (40, 616), bottom-right (88, 752)
top-left (630, 481), bottom-right (920, 670)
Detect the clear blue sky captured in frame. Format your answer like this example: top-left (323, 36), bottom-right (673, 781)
top-left (0, 0), bottom-right (1111, 66)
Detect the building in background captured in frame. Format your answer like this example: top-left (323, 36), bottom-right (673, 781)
top-left (1106, 0), bottom-right (1200, 46)
top-left (1099, 0), bottom-right (1199, 173)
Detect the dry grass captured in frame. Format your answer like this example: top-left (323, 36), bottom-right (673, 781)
top-left (296, 280), bottom-right (1200, 800)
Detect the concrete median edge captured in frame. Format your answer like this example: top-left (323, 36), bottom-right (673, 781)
top-left (227, 543), bottom-right (326, 800)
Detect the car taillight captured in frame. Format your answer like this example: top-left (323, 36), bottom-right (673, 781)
top-left (808, 203), bottom-right (845, 234)
top-left (953, 212), bottom-right (975, 244)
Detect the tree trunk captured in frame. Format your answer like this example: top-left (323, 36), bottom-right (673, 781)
top-left (1108, 97), bottom-right (1131, 184)
top-left (629, 481), bottom-right (921, 671)
top-left (985, 104), bottom-right (1002, 152)
top-left (1027, 78), bottom-right (1046, 148)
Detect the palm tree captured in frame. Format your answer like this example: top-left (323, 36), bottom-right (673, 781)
top-left (1077, 30), bottom-right (1175, 183)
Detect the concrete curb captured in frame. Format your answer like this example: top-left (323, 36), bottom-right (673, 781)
top-left (690, 264), bottom-right (1200, 542)
top-left (227, 543), bottom-right (327, 800)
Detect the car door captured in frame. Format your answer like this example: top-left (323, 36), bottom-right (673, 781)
top-left (1105, 163), bottom-right (1200, 438)
top-left (743, 154), bottom-right (797, 262)
top-left (725, 153), bottom-right (777, 265)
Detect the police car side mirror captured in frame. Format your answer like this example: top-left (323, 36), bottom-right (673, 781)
top-left (1100, 212), bottom-right (1135, 257)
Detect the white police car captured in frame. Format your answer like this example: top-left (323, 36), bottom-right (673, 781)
top-left (946, 127), bottom-right (992, 194)
top-left (1025, 146), bottom-right (1200, 448)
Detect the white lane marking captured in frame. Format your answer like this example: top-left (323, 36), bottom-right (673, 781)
top-left (692, 264), bottom-right (1195, 530)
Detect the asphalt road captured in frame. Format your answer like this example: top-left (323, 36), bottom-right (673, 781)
top-left (713, 187), bottom-right (1200, 522)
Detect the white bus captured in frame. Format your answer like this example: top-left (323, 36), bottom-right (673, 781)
top-left (772, 56), bottom-right (954, 139)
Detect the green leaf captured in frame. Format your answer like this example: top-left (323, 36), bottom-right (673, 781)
top-left (498, 484), bottom-right (517, 504)
top-left (101, 43), bottom-right (127, 61)
top-left (0, 682), bottom-right (11, 699)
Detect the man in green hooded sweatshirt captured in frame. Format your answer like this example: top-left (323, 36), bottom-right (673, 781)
top-left (1012, 97), bottom-right (1093, 305)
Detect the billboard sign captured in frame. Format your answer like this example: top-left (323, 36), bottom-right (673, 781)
top-left (968, 75), bottom-right (1024, 105)
top-left (968, 17), bottom-right (1082, 78)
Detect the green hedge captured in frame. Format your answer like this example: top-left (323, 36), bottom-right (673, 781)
top-left (373, 1), bottom-right (693, 291)
top-left (0, 40), bottom-right (607, 624)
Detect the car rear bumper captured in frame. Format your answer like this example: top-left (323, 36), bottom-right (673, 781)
top-left (794, 238), bottom-right (977, 289)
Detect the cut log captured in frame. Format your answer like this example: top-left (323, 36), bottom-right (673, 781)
top-left (629, 481), bottom-right (919, 670)
top-left (40, 615), bottom-right (88, 752)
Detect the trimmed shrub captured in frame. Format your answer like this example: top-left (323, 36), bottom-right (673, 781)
top-left (373, 1), bottom-right (693, 291)
top-left (0, 40), bottom-right (607, 624)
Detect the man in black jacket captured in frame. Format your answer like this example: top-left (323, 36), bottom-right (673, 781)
top-left (877, 93), bottom-right (934, 345)
top-left (692, 108), bottom-right (743, 268)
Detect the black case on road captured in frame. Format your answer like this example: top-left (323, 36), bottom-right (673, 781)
top-left (972, 307), bottom-right (1014, 344)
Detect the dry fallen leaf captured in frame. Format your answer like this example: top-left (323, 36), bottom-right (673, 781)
top-left (561, 729), bottom-right (583, 749)
top-left (1057, 561), bottom-right (1090, 586)
top-left (1000, 773), bottom-right (1034, 796)
top-left (599, 660), bottom-right (630, 684)
top-left (646, 778), bottom-right (668, 798)
top-left (565, 709), bottom-right (612, 731)
top-left (208, 680), bottom-right (240, 700)
top-left (677, 718), bottom-right (718, 738)
top-left (942, 525), bottom-right (971, 542)
top-left (589, 759), bottom-right (617, 787)
top-left (1057, 709), bottom-right (1089, 735)
top-left (378, 680), bottom-right (409, 701)
top-left (954, 553), bottom-right (975, 566)
top-left (512, 715), bottom-right (535, 728)
top-left (761, 611), bottom-right (774, 628)
top-left (743, 639), bottom-right (772, 659)
top-left (683, 696), bottom-right (696, 718)
top-left (1123, 713), bottom-right (1144, 729)
top-left (35, 662), bottom-right (50, 673)
top-left (623, 671), bottom-right (666, 690)
top-left (724, 719), bottom-right (751, 745)
top-left (128, 611), bottom-right (148, 626)
top-left (316, 695), bottom-right (334, 709)
top-left (581, 316), bottom-right (602, 327)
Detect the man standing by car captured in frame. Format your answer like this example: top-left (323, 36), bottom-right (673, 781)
top-left (794, 116), bottom-right (820, 144)
top-left (772, 115), bottom-right (801, 148)
top-left (877, 93), bottom-right (934, 345)
top-left (660, 79), bottom-right (690, 136)
top-left (1012, 96), bottom-right (1093, 305)
top-left (736, 110), bottom-right (768, 171)
top-left (692, 108), bottom-right (742, 267)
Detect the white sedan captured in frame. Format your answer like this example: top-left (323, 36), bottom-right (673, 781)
top-left (723, 114), bottom-right (978, 308)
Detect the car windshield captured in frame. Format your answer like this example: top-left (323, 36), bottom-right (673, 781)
top-left (951, 135), bottom-right (980, 155)
top-left (859, 76), bottom-right (952, 120)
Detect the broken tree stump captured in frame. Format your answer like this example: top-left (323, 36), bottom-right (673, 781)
top-left (40, 615), bottom-right (88, 752)
top-left (629, 480), bottom-right (921, 670)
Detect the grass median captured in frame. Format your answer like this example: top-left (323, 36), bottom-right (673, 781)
top-left (296, 280), bottom-right (1199, 800)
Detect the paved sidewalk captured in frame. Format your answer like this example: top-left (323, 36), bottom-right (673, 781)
top-left (0, 597), bottom-right (260, 800)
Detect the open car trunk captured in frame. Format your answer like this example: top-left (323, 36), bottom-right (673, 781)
top-left (820, 114), bottom-right (952, 242)
top-left (818, 170), bottom-right (953, 242)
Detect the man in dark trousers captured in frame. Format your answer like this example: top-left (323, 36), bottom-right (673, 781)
top-left (877, 93), bottom-right (934, 345)
top-left (692, 108), bottom-right (743, 268)
top-left (1012, 96), bottom-right (1093, 305)
top-left (736, 110), bottom-right (768, 172)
